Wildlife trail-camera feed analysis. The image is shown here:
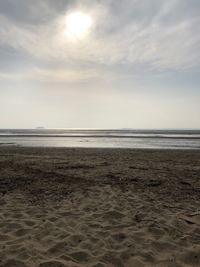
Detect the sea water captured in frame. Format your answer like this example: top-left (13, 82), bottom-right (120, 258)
top-left (0, 129), bottom-right (200, 149)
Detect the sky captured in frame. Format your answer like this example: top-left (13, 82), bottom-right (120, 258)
top-left (0, 0), bottom-right (200, 129)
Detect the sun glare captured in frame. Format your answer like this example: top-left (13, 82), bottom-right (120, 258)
top-left (65, 12), bottom-right (92, 38)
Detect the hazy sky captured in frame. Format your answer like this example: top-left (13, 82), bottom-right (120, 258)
top-left (0, 0), bottom-right (200, 129)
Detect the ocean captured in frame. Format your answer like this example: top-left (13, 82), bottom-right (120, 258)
top-left (0, 129), bottom-right (200, 149)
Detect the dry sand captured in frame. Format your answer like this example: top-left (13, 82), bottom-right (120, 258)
top-left (0, 146), bottom-right (200, 267)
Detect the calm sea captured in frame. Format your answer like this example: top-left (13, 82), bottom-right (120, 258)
top-left (0, 129), bottom-right (200, 149)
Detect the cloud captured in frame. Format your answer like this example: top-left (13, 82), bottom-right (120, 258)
top-left (0, 65), bottom-right (115, 84)
top-left (28, 67), bottom-right (110, 83)
top-left (0, 71), bottom-right (23, 81)
top-left (0, 0), bottom-right (199, 72)
top-left (0, 0), bottom-right (74, 24)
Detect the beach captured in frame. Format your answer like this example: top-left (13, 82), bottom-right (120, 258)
top-left (0, 146), bottom-right (200, 267)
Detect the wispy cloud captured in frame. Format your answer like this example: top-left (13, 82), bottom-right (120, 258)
top-left (0, 0), bottom-right (199, 71)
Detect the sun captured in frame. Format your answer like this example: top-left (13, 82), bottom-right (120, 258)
top-left (65, 12), bottom-right (92, 38)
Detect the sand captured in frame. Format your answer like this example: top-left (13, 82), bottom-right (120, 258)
top-left (0, 146), bottom-right (200, 267)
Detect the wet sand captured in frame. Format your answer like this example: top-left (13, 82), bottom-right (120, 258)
top-left (0, 146), bottom-right (200, 267)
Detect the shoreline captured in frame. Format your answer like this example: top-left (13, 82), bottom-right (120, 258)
top-left (0, 143), bottom-right (200, 150)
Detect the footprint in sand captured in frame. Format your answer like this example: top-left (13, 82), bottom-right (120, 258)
top-left (69, 250), bottom-right (91, 263)
top-left (179, 249), bottom-right (200, 266)
top-left (102, 210), bottom-right (125, 221)
top-left (14, 228), bottom-right (30, 237)
top-left (91, 263), bottom-right (105, 267)
top-left (39, 261), bottom-right (66, 267)
top-left (2, 259), bottom-right (29, 267)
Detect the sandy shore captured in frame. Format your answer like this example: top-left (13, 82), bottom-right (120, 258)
top-left (0, 146), bottom-right (200, 267)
